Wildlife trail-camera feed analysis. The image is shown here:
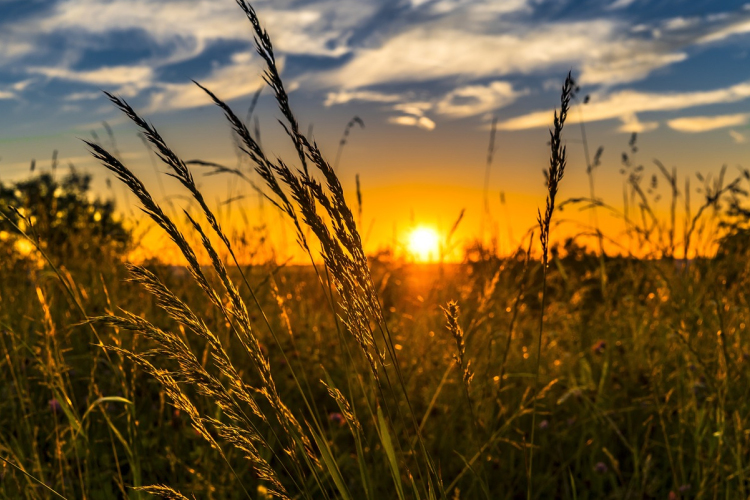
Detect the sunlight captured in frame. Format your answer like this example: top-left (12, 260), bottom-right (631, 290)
top-left (407, 226), bottom-right (440, 262)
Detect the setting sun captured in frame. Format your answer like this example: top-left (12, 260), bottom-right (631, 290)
top-left (407, 226), bottom-right (440, 262)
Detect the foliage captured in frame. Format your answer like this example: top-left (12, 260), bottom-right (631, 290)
top-left (0, 170), bottom-right (130, 266)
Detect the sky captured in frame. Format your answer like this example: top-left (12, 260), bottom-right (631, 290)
top-left (1, 0), bottom-right (750, 260)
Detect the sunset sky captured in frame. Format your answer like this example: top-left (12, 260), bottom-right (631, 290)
top-left (1, 0), bottom-right (750, 259)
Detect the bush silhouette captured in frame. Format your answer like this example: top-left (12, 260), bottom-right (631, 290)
top-left (0, 169), bottom-right (130, 265)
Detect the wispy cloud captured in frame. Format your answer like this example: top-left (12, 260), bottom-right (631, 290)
top-left (29, 65), bottom-right (154, 89)
top-left (697, 18), bottom-right (750, 44)
top-left (326, 80), bottom-right (524, 122)
top-left (324, 19), bottom-right (683, 89)
top-left (146, 52), bottom-right (264, 112)
top-left (730, 129), bottom-right (747, 143)
top-left (388, 115), bottom-right (436, 130)
top-left (667, 113), bottom-right (750, 133)
top-left (324, 89), bottom-right (405, 106)
top-left (64, 91), bottom-right (103, 102)
top-left (618, 113), bottom-right (659, 133)
top-left (34, 0), bottom-right (364, 59)
top-left (436, 81), bottom-right (526, 117)
top-left (498, 80), bottom-right (750, 131)
top-left (3, 0), bottom-right (750, 130)
top-left (607, 0), bottom-right (638, 10)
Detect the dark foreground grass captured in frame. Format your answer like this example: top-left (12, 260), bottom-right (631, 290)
top-left (3, 248), bottom-right (750, 499)
top-left (3, 1), bottom-right (750, 499)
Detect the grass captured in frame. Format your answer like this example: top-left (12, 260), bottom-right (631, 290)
top-left (3, 1), bottom-right (750, 498)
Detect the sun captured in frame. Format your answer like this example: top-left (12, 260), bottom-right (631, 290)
top-left (407, 226), bottom-right (440, 262)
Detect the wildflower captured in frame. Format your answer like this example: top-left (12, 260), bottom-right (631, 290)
top-left (539, 419), bottom-right (549, 430)
top-left (328, 412), bottom-right (344, 426)
top-left (678, 484), bottom-right (691, 493)
top-left (592, 340), bottom-right (606, 355)
top-left (593, 462), bottom-right (608, 474)
top-left (49, 398), bottom-right (61, 413)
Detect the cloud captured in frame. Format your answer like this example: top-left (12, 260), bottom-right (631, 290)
top-left (146, 52), bottom-right (264, 112)
top-left (326, 21), bottom-right (608, 88)
top-left (393, 101), bottom-right (433, 116)
top-left (410, 0), bottom-right (530, 16)
top-left (33, 0), bottom-right (367, 60)
top-left (662, 17), bottom-right (700, 31)
top-left (618, 113), bottom-right (659, 133)
top-left (579, 50), bottom-right (686, 86)
top-left (323, 18), bottom-right (689, 90)
top-left (435, 81), bottom-right (526, 117)
top-left (498, 80), bottom-right (750, 130)
top-left (6, 0), bottom-right (750, 126)
top-left (730, 130), bottom-right (747, 143)
top-left (697, 18), bottom-right (750, 44)
top-left (0, 90), bottom-right (14, 99)
top-left (326, 81), bottom-right (524, 120)
top-left (607, 0), bottom-right (638, 10)
top-left (324, 89), bottom-right (404, 106)
top-left (29, 65), bottom-right (154, 88)
top-left (667, 113), bottom-right (749, 133)
top-left (65, 91), bottom-right (103, 102)
top-left (388, 99), bottom-right (436, 130)
top-left (0, 39), bottom-right (33, 66)
top-left (388, 115), bottom-right (436, 130)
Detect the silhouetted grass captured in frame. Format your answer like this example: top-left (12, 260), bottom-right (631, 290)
top-left (3, 1), bottom-right (750, 499)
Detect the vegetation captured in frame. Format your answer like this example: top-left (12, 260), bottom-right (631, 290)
top-left (3, 1), bottom-right (750, 499)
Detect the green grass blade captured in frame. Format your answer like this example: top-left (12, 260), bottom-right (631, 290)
top-left (78, 396), bottom-right (133, 436)
top-left (0, 456), bottom-right (69, 499)
top-left (377, 405), bottom-right (406, 500)
top-left (307, 424), bottom-right (353, 500)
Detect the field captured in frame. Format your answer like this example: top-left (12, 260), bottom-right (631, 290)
top-left (3, 2), bottom-right (750, 500)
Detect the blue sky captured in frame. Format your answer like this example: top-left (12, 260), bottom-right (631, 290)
top-left (1, 0), bottom-right (750, 254)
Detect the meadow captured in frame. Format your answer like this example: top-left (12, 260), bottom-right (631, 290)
top-left (3, 1), bottom-right (750, 499)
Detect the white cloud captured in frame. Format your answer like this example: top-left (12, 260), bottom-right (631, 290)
top-left (388, 99), bottom-right (436, 130)
top-left (415, 0), bottom-right (531, 16)
top-left (34, 0), bottom-right (367, 60)
top-left (29, 65), bottom-right (154, 88)
top-left (730, 130), bottom-right (747, 143)
top-left (65, 91), bottom-right (103, 102)
top-left (326, 80), bottom-right (526, 120)
top-left (146, 53), bottom-right (264, 112)
top-left (0, 39), bottom-right (33, 65)
top-left (324, 89), bottom-right (404, 106)
top-left (324, 19), bottom-right (685, 89)
top-left (326, 81), bottom-right (524, 119)
top-left (667, 113), bottom-right (749, 132)
top-left (607, 0), bottom-right (638, 10)
top-left (618, 113), bottom-right (659, 133)
top-left (663, 17), bottom-right (700, 31)
top-left (698, 19), bottom-right (750, 44)
top-left (435, 81), bottom-right (525, 117)
top-left (393, 101), bottom-right (433, 116)
top-left (6, 0), bottom-right (750, 124)
top-left (579, 49), bottom-right (686, 85)
top-left (11, 79), bottom-right (36, 92)
top-left (388, 115), bottom-right (436, 130)
top-left (0, 90), bottom-right (14, 99)
top-left (498, 80), bottom-right (750, 130)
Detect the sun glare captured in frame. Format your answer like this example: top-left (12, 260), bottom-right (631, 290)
top-left (408, 226), bottom-right (440, 262)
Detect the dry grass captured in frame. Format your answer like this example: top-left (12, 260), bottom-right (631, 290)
top-left (3, 1), bottom-right (750, 499)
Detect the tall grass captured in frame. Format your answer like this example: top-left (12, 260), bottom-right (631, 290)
top-left (3, 1), bottom-right (750, 499)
